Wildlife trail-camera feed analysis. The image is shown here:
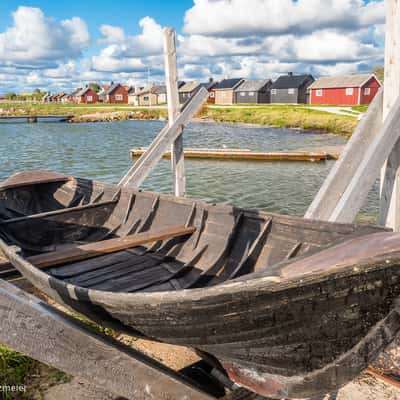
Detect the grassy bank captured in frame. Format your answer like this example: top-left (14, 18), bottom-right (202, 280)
top-left (198, 105), bottom-right (357, 136)
top-left (0, 345), bottom-right (71, 399)
top-left (0, 102), bottom-right (358, 136)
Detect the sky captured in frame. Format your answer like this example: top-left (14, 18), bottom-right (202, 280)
top-left (0, 0), bottom-right (386, 93)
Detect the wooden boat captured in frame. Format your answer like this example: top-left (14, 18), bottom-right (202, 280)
top-left (2, 170), bottom-right (400, 399)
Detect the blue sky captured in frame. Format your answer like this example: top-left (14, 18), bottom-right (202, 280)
top-left (0, 0), bottom-right (385, 93)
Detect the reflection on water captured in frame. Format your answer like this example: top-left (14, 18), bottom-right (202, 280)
top-left (0, 120), bottom-right (378, 221)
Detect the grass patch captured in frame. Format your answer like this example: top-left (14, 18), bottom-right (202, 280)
top-left (200, 105), bottom-right (357, 136)
top-left (0, 102), bottom-right (167, 119)
top-left (352, 105), bottom-right (369, 113)
top-left (0, 345), bottom-right (34, 399)
top-left (0, 344), bottom-right (71, 399)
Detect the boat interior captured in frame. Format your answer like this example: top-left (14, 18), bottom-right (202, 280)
top-left (0, 171), bottom-right (382, 294)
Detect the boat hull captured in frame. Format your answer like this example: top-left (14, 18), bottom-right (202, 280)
top-left (1, 171), bottom-right (400, 398)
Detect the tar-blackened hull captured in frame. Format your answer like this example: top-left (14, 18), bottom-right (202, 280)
top-left (1, 170), bottom-right (400, 398)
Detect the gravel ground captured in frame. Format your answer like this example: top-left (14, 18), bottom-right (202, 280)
top-left (43, 373), bottom-right (400, 400)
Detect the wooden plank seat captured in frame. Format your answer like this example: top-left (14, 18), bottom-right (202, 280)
top-left (0, 225), bottom-right (195, 275)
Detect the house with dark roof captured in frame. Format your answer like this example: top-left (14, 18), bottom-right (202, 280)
top-left (74, 87), bottom-right (99, 104)
top-left (270, 73), bottom-right (315, 104)
top-left (309, 73), bottom-right (381, 105)
top-left (154, 85), bottom-right (167, 104)
top-left (179, 79), bottom-right (217, 104)
top-left (199, 79), bottom-right (218, 104)
top-left (41, 93), bottom-right (51, 103)
top-left (213, 78), bottom-right (244, 104)
top-left (103, 83), bottom-right (129, 103)
top-left (179, 81), bottom-right (201, 104)
top-left (234, 79), bottom-right (273, 104)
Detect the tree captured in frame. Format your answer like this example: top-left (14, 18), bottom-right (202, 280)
top-left (88, 83), bottom-right (101, 93)
top-left (374, 66), bottom-right (384, 83)
top-left (4, 93), bottom-right (16, 100)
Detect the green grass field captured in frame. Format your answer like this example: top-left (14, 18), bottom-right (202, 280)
top-left (200, 105), bottom-right (357, 136)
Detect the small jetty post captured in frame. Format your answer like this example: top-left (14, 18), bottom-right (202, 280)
top-left (164, 27), bottom-right (186, 197)
top-left (380, 0), bottom-right (400, 230)
top-left (119, 29), bottom-right (208, 189)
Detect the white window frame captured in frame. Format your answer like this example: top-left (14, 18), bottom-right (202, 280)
top-left (271, 89), bottom-right (277, 95)
top-left (288, 88), bottom-right (295, 95)
top-left (143, 96), bottom-right (149, 101)
top-left (345, 88), bottom-right (354, 96)
top-left (115, 94), bottom-right (123, 101)
top-left (316, 89), bottom-right (323, 97)
top-left (248, 91), bottom-right (254, 96)
top-left (364, 87), bottom-right (371, 96)
top-left (209, 92), bottom-right (215, 98)
top-left (87, 95), bottom-right (93, 102)
top-left (240, 92), bottom-right (246, 97)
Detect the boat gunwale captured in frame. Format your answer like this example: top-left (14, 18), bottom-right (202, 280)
top-left (2, 233), bottom-right (400, 308)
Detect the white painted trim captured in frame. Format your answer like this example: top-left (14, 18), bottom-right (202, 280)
top-left (357, 86), bottom-right (361, 105)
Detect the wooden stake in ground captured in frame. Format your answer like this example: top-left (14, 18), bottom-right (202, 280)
top-left (164, 27), bottom-right (185, 197)
top-left (380, 0), bottom-right (400, 230)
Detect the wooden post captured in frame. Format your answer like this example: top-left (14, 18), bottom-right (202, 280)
top-left (164, 27), bottom-right (185, 197)
top-left (380, 0), bottom-right (400, 230)
top-left (119, 88), bottom-right (208, 188)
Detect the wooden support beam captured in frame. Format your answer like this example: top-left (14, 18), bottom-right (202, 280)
top-left (164, 27), bottom-right (186, 197)
top-left (0, 280), bottom-right (213, 400)
top-left (0, 224), bottom-right (195, 270)
top-left (305, 90), bottom-right (383, 220)
top-left (119, 87), bottom-right (208, 188)
top-left (327, 95), bottom-right (400, 223)
top-left (380, 0), bottom-right (400, 230)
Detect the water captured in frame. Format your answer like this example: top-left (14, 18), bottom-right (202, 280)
top-left (0, 120), bottom-right (379, 220)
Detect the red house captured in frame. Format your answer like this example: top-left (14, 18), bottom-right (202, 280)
top-left (74, 87), bottom-right (99, 104)
top-left (103, 83), bottom-right (128, 104)
top-left (309, 74), bottom-right (381, 106)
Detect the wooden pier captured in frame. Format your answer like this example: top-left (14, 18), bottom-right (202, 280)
top-left (130, 147), bottom-right (336, 162)
top-left (0, 115), bottom-right (73, 123)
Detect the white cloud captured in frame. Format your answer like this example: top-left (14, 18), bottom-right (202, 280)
top-left (92, 17), bottom-right (164, 74)
top-left (0, 2), bottom-right (385, 93)
top-left (0, 6), bottom-right (89, 67)
top-left (183, 0), bottom-right (385, 37)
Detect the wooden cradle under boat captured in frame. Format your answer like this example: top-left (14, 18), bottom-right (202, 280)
top-left (2, 170), bottom-right (400, 398)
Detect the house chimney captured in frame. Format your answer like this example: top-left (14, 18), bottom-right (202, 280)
top-left (288, 72), bottom-right (293, 76)
top-left (209, 77), bottom-right (213, 83)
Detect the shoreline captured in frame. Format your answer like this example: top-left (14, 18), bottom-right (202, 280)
top-left (0, 104), bottom-right (357, 137)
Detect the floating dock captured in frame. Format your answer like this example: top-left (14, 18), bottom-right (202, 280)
top-left (0, 115), bottom-right (73, 123)
top-left (130, 147), bottom-right (338, 162)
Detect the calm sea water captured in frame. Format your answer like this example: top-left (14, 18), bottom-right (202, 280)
top-left (0, 120), bottom-right (379, 220)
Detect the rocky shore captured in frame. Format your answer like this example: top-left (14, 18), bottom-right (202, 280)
top-left (69, 110), bottom-right (167, 123)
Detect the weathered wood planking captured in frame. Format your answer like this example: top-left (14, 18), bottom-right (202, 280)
top-left (0, 280), bottom-right (214, 400)
top-left (0, 199), bottom-right (118, 226)
top-left (0, 170), bottom-right (70, 191)
top-left (164, 27), bottom-right (186, 197)
top-left (380, 0), bottom-right (400, 230)
top-left (0, 224), bottom-right (195, 270)
top-left (305, 90), bottom-right (383, 221)
top-left (118, 87), bottom-right (208, 188)
top-left (131, 148), bottom-right (334, 162)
